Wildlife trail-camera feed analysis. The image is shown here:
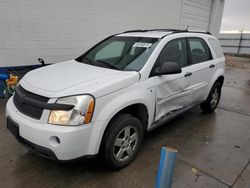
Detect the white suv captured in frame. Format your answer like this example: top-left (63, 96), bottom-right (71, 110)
top-left (6, 29), bottom-right (225, 169)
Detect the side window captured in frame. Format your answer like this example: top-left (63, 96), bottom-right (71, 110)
top-left (95, 41), bottom-right (125, 60)
top-left (188, 38), bottom-right (211, 64)
top-left (157, 38), bottom-right (188, 68)
top-left (208, 38), bottom-right (224, 58)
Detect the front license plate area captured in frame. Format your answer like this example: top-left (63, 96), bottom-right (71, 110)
top-left (7, 117), bottom-right (19, 138)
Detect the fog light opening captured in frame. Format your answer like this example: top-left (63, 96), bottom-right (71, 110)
top-left (49, 136), bottom-right (61, 147)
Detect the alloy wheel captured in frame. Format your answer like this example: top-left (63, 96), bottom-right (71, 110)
top-left (113, 126), bottom-right (138, 162)
top-left (211, 87), bottom-right (219, 108)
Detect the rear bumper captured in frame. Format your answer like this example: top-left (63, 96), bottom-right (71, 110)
top-left (6, 97), bottom-right (102, 161)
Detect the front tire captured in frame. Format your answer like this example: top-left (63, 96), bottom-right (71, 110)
top-left (200, 81), bottom-right (222, 113)
top-left (101, 113), bottom-right (143, 170)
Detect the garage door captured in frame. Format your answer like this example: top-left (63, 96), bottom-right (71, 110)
top-left (180, 0), bottom-right (212, 31)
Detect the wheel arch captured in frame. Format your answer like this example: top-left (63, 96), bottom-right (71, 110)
top-left (216, 75), bottom-right (224, 86)
top-left (206, 67), bottom-right (224, 99)
top-left (106, 103), bottom-right (149, 133)
top-left (86, 89), bottom-right (154, 155)
top-left (98, 102), bottom-right (149, 152)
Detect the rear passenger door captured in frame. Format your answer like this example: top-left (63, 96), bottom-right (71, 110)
top-left (187, 37), bottom-right (214, 102)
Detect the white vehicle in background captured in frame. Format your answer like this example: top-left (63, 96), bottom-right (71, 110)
top-left (6, 29), bottom-right (225, 169)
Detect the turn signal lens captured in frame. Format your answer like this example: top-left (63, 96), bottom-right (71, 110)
top-left (84, 100), bottom-right (95, 124)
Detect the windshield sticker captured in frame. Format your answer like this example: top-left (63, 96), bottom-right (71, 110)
top-left (133, 42), bottom-right (152, 48)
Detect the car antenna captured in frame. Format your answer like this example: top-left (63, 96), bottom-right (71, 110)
top-left (186, 25), bottom-right (189, 31)
top-left (38, 58), bottom-right (46, 66)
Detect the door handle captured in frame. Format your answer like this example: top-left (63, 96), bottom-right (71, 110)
top-left (209, 64), bottom-right (215, 68)
top-left (185, 72), bottom-right (192, 77)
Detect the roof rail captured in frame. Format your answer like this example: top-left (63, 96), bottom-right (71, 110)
top-left (123, 29), bottom-right (179, 33)
top-left (175, 30), bottom-right (211, 35)
top-left (122, 29), bottom-right (211, 35)
top-left (148, 29), bottom-right (184, 32)
top-left (123, 29), bottom-right (149, 33)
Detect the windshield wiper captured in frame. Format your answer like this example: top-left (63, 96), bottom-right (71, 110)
top-left (96, 60), bottom-right (121, 70)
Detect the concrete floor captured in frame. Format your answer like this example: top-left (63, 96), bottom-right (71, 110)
top-left (0, 65), bottom-right (250, 188)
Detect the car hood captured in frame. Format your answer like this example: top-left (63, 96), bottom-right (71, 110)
top-left (20, 60), bottom-right (140, 98)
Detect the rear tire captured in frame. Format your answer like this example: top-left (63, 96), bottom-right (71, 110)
top-left (200, 81), bottom-right (222, 113)
top-left (101, 113), bottom-right (143, 170)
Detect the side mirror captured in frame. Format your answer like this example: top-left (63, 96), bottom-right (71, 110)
top-left (38, 58), bottom-right (46, 66)
top-left (154, 62), bottom-right (182, 76)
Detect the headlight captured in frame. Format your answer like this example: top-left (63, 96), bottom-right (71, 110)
top-left (48, 95), bottom-right (95, 126)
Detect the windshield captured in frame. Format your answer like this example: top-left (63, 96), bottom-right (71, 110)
top-left (75, 36), bottom-right (160, 71)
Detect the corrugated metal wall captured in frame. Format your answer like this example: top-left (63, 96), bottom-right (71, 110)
top-left (0, 0), bottom-right (183, 67)
top-left (0, 0), bottom-right (224, 67)
top-left (219, 33), bottom-right (250, 54)
top-left (180, 0), bottom-right (212, 31)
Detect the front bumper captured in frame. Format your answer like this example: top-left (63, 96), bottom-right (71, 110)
top-left (6, 97), bottom-right (98, 161)
top-left (7, 117), bottom-right (58, 160)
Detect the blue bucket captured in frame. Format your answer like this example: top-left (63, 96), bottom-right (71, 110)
top-left (0, 74), bottom-right (9, 80)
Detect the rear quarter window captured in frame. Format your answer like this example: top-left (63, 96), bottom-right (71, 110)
top-left (208, 38), bottom-right (224, 58)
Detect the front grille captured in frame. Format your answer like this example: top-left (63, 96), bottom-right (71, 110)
top-left (13, 86), bottom-right (49, 119)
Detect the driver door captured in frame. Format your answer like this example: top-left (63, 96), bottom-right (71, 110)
top-left (152, 38), bottom-right (193, 122)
